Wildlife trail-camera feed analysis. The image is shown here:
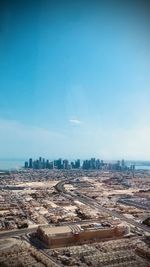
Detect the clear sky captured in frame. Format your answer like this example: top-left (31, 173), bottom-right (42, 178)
top-left (0, 0), bottom-right (150, 160)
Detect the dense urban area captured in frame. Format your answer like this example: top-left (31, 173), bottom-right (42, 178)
top-left (0, 158), bottom-right (150, 266)
top-left (24, 157), bottom-right (136, 171)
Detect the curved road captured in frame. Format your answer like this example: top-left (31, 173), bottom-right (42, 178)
top-left (0, 179), bottom-right (149, 240)
top-left (55, 180), bottom-right (150, 234)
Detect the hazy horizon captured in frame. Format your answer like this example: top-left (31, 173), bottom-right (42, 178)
top-left (0, 157), bottom-right (150, 163)
top-left (0, 0), bottom-right (150, 160)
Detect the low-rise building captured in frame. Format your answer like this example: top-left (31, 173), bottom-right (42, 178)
top-left (36, 222), bottom-right (130, 248)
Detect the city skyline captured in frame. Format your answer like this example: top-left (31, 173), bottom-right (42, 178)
top-left (0, 0), bottom-right (150, 160)
top-left (24, 156), bottom-right (135, 171)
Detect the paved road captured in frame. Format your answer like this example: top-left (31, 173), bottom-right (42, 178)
top-left (55, 180), bottom-right (150, 234)
top-left (0, 179), bottom-right (149, 239)
top-left (0, 226), bottom-right (38, 239)
top-left (24, 235), bottom-right (61, 267)
top-left (0, 219), bottom-right (103, 239)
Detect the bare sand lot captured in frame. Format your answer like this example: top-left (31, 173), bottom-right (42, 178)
top-left (17, 181), bottom-right (57, 188)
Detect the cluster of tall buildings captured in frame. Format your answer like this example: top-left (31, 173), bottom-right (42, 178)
top-left (24, 157), bottom-right (135, 171)
top-left (24, 157), bottom-right (80, 170)
top-left (82, 159), bottom-right (135, 170)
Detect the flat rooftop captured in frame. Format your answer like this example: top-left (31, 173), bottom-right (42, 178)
top-left (39, 222), bottom-right (113, 237)
top-left (40, 225), bottom-right (72, 235)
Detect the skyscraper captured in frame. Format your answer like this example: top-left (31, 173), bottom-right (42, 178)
top-left (29, 158), bottom-right (33, 168)
top-left (63, 160), bottom-right (69, 169)
top-left (24, 161), bottom-right (28, 168)
top-left (75, 159), bottom-right (80, 169)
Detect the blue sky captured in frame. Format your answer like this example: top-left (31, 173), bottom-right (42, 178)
top-left (0, 0), bottom-right (150, 160)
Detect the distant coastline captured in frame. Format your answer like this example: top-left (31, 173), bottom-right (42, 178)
top-left (0, 159), bottom-right (25, 171)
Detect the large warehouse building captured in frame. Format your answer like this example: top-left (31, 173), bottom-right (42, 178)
top-left (36, 222), bottom-right (130, 248)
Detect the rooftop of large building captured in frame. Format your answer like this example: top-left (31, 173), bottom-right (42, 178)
top-left (38, 222), bottom-right (120, 237)
top-left (40, 225), bottom-right (72, 235)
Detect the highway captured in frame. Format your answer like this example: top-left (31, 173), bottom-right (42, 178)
top-left (55, 180), bottom-right (150, 234)
top-left (0, 179), bottom-right (149, 240)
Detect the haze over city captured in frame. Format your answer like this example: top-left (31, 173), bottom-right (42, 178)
top-left (0, 0), bottom-right (150, 160)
